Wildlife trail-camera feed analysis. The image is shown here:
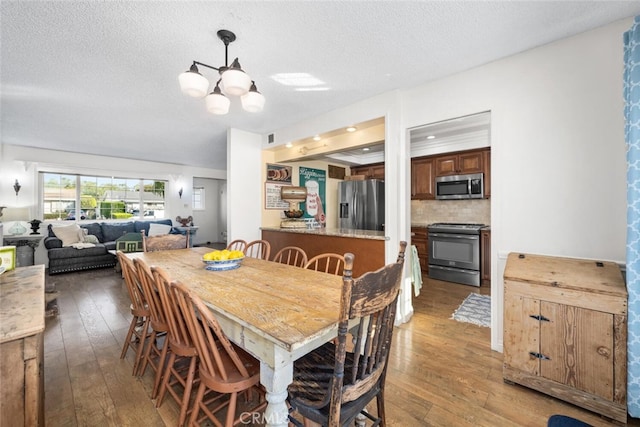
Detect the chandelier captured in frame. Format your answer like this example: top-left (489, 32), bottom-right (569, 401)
top-left (178, 29), bottom-right (265, 115)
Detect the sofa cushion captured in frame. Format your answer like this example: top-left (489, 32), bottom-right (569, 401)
top-left (81, 222), bottom-right (104, 243)
top-left (101, 222), bottom-right (135, 242)
top-left (134, 219), bottom-right (173, 236)
top-left (51, 224), bottom-right (83, 247)
top-left (47, 244), bottom-right (109, 260)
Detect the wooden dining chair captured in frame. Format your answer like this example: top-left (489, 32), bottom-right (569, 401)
top-left (226, 239), bottom-right (247, 252)
top-left (272, 246), bottom-right (308, 268)
top-left (141, 230), bottom-right (189, 252)
top-left (152, 265), bottom-right (199, 427)
top-left (304, 253), bottom-right (346, 276)
top-left (134, 257), bottom-right (169, 398)
top-left (117, 252), bottom-right (150, 376)
top-left (170, 280), bottom-right (267, 427)
top-left (288, 241), bottom-right (407, 427)
top-left (244, 239), bottom-right (271, 260)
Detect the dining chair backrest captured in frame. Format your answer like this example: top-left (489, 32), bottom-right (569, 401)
top-left (117, 252), bottom-right (146, 313)
top-left (272, 246), bottom-right (308, 268)
top-left (141, 230), bottom-right (189, 252)
top-left (226, 239), bottom-right (247, 252)
top-left (288, 241), bottom-right (407, 426)
top-left (244, 239), bottom-right (271, 260)
top-left (134, 257), bottom-right (168, 332)
top-left (304, 253), bottom-right (346, 276)
top-left (171, 280), bottom-right (252, 384)
top-left (151, 266), bottom-right (194, 351)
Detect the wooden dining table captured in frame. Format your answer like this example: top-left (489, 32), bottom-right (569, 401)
top-left (125, 247), bottom-right (343, 427)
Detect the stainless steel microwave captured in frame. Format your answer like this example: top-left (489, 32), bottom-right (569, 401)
top-left (435, 173), bottom-right (484, 200)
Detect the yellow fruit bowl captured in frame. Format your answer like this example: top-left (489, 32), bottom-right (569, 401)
top-left (202, 256), bottom-right (245, 271)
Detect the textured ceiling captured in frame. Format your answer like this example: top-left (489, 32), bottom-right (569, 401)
top-left (2, 1), bottom-right (640, 170)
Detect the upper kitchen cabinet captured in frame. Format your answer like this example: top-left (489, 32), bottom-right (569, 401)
top-left (411, 157), bottom-right (435, 200)
top-left (483, 148), bottom-right (491, 198)
top-left (350, 162), bottom-right (385, 180)
top-left (435, 149), bottom-right (484, 177)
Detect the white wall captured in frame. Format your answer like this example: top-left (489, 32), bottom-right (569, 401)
top-left (254, 17), bottom-right (631, 351)
top-left (0, 144), bottom-right (225, 265)
top-left (227, 128), bottom-right (263, 243)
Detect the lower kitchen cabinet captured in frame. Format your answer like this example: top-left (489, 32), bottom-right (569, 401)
top-left (503, 253), bottom-right (627, 423)
top-left (480, 229), bottom-right (490, 285)
top-left (411, 227), bottom-right (428, 272)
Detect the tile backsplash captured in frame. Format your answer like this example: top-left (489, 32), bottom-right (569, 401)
top-left (411, 199), bottom-right (490, 225)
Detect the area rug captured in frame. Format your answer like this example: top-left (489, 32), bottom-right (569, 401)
top-left (451, 293), bottom-right (491, 328)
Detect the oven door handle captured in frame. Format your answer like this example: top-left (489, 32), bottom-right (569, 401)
top-left (428, 233), bottom-right (479, 240)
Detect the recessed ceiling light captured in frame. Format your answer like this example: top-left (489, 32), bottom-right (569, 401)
top-left (271, 73), bottom-right (325, 87)
top-left (362, 147), bottom-right (370, 152)
top-left (313, 135), bottom-right (321, 141)
top-left (285, 142), bottom-right (293, 148)
top-left (427, 135), bottom-right (436, 140)
top-left (346, 126), bottom-right (357, 132)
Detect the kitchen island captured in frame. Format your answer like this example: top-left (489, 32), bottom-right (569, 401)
top-left (261, 227), bottom-right (387, 277)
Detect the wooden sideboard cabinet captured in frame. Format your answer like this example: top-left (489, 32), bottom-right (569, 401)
top-left (0, 265), bottom-right (45, 427)
top-left (411, 227), bottom-right (428, 272)
top-left (503, 253), bottom-right (627, 423)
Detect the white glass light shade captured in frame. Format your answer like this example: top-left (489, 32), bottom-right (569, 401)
top-left (205, 92), bottom-right (230, 115)
top-left (178, 71), bottom-right (210, 98)
top-left (220, 68), bottom-right (251, 96)
top-left (241, 89), bottom-right (265, 113)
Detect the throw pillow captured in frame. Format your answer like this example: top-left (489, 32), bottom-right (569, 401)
top-left (148, 223), bottom-right (172, 236)
top-left (83, 234), bottom-right (100, 244)
top-left (51, 224), bottom-right (82, 247)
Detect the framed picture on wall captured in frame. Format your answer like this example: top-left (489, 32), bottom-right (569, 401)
top-left (266, 163), bottom-right (292, 184)
top-left (0, 246), bottom-right (17, 272)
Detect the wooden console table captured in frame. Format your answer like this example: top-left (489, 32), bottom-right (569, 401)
top-left (0, 265), bottom-right (45, 426)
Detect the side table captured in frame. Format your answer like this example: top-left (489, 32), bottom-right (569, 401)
top-left (2, 235), bottom-right (44, 267)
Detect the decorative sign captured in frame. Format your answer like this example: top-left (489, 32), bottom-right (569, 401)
top-left (266, 163), bottom-right (292, 183)
top-left (0, 246), bottom-right (17, 272)
top-left (265, 183), bottom-right (290, 210)
top-left (299, 167), bottom-right (326, 227)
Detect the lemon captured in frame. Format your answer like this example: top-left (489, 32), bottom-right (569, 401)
top-left (203, 252), bottom-right (216, 261)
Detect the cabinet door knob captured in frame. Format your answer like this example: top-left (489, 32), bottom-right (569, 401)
top-left (529, 314), bottom-right (550, 322)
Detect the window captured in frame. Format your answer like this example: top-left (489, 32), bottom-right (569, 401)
top-left (193, 187), bottom-right (205, 210)
top-left (41, 173), bottom-right (166, 221)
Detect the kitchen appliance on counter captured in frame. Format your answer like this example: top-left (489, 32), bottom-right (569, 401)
top-left (280, 186), bottom-right (308, 229)
top-left (338, 179), bottom-right (384, 231)
top-left (427, 222), bottom-right (485, 286)
top-left (435, 173), bottom-right (484, 200)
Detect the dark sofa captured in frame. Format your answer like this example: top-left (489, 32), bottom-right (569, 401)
top-left (44, 219), bottom-right (174, 275)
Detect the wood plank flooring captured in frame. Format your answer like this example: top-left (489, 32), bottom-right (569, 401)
top-left (43, 267), bottom-right (637, 426)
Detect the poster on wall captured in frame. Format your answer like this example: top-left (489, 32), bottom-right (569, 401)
top-left (299, 167), bottom-right (326, 227)
top-left (266, 163), bottom-right (292, 183)
top-left (264, 183), bottom-right (291, 210)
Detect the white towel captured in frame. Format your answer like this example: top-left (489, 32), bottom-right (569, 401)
top-left (410, 245), bottom-right (423, 296)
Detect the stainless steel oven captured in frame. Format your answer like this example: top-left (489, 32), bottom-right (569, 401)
top-left (427, 223), bottom-right (484, 287)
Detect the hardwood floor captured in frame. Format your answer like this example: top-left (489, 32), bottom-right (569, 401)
top-left (44, 267), bottom-right (635, 426)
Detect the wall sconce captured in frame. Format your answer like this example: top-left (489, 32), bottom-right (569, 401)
top-left (13, 179), bottom-right (21, 196)
top-left (178, 187), bottom-right (183, 199)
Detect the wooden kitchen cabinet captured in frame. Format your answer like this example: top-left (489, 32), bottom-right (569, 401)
top-left (411, 227), bottom-right (428, 272)
top-left (482, 148), bottom-right (491, 198)
top-left (411, 157), bottom-right (435, 200)
top-left (435, 149), bottom-right (484, 177)
top-left (350, 162), bottom-right (384, 180)
top-left (503, 253), bottom-right (627, 423)
top-left (480, 229), bottom-right (490, 285)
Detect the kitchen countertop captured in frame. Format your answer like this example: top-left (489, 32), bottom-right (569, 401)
top-left (260, 226), bottom-right (388, 241)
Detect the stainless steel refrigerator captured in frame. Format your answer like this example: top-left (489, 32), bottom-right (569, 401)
top-left (338, 179), bottom-right (385, 231)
